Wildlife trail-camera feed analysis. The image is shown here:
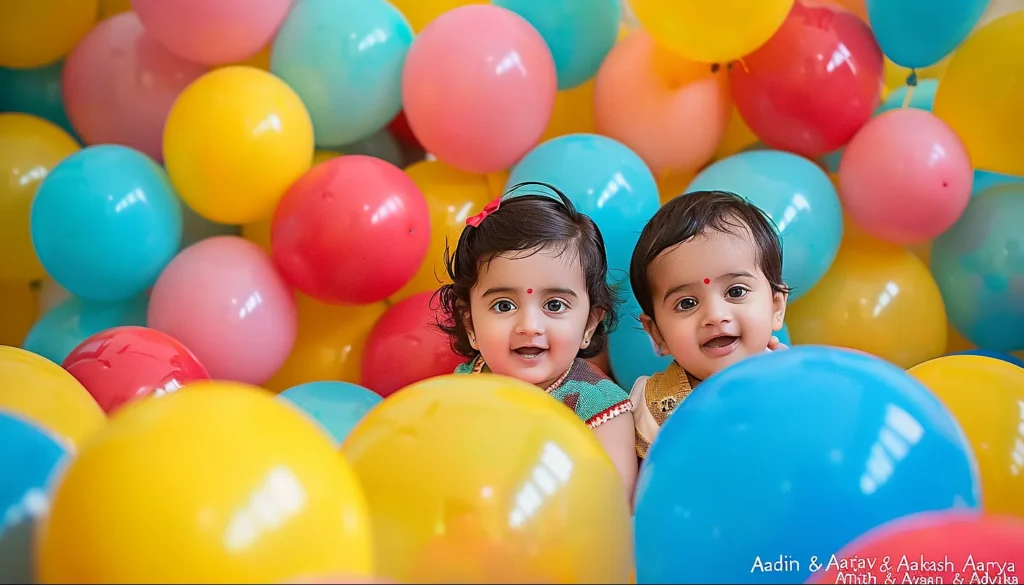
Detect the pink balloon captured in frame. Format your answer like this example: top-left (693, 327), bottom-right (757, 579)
top-left (401, 5), bottom-right (557, 174)
top-left (593, 31), bottom-right (731, 176)
top-left (838, 108), bottom-right (973, 245)
top-left (62, 12), bottom-right (208, 161)
top-left (147, 236), bottom-right (298, 385)
top-left (131, 0), bottom-right (292, 65)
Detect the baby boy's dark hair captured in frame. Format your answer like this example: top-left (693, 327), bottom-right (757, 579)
top-left (629, 190), bottom-right (789, 318)
top-left (435, 182), bottom-right (620, 359)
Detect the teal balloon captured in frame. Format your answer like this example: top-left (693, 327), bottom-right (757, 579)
top-left (866, 0), bottom-right (989, 69)
top-left (0, 412), bottom-right (69, 583)
top-left (505, 133), bottom-right (661, 286)
top-left (278, 381), bottom-right (382, 446)
top-left (493, 0), bottom-right (621, 90)
top-left (877, 78), bottom-right (938, 115)
top-left (930, 184), bottom-right (1024, 352)
top-left (609, 288), bottom-right (673, 388)
top-left (972, 169), bottom-right (1024, 197)
top-left (22, 294), bottom-right (149, 365)
top-left (686, 150), bottom-right (843, 302)
top-left (0, 61), bottom-right (78, 139)
top-left (30, 144), bottom-right (182, 302)
top-left (271, 0), bottom-right (414, 147)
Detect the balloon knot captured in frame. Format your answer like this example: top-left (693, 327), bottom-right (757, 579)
top-left (710, 63), bottom-right (721, 73)
top-left (906, 69), bottom-right (919, 87)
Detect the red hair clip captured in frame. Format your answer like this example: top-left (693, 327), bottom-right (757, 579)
top-left (465, 196), bottom-right (502, 228)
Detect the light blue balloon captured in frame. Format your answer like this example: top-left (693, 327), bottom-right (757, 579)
top-left (30, 145), bottom-right (182, 302)
top-left (0, 411), bottom-right (69, 583)
top-left (278, 381), bottom-right (382, 446)
top-left (930, 184), bottom-right (1024, 352)
top-left (0, 61), bottom-right (78, 139)
top-left (505, 134), bottom-right (661, 286)
top-left (609, 289), bottom-right (673, 389)
top-left (271, 0), bottom-right (414, 148)
top-left (867, 0), bottom-right (989, 69)
top-left (22, 294), bottom-right (149, 365)
top-left (686, 150), bottom-right (843, 301)
top-left (877, 78), bottom-right (938, 115)
top-left (634, 346), bottom-right (980, 584)
top-left (972, 169), bottom-right (1024, 197)
top-left (493, 0), bottom-right (621, 90)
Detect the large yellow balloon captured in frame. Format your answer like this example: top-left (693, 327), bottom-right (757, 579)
top-left (786, 228), bottom-right (948, 368)
top-left (35, 380), bottom-right (373, 583)
top-left (163, 66), bottom-right (314, 225)
top-left (263, 294), bottom-right (388, 393)
top-left (0, 281), bottom-right (38, 346)
top-left (0, 345), bottom-right (105, 449)
top-left (388, 0), bottom-right (487, 32)
top-left (629, 0), bottom-right (794, 64)
top-left (341, 373), bottom-right (633, 584)
top-left (0, 114), bottom-right (80, 283)
top-left (933, 11), bottom-right (1024, 176)
top-left (908, 355), bottom-right (1024, 517)
top-left (0, 0), bottom-right (97, 69)
top-left (389, 160), bottom-right (493, 302)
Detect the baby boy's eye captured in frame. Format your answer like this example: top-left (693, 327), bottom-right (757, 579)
top-left (544, 300), bottom-right (566, 312)
top-left (727, 286), bottom-right (748, 299)
top-left (494, 300), bottom-right (515, 312)
top-left (677, 297), bottom-right (697, 310)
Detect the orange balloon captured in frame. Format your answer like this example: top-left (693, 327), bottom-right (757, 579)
top-left (593, 30), bottom-right (731, 175)
top-left (786, 228), bottom-right (948, 368)
top-left (389, 160), bottom-right (494, 302)
top-left (263, 294), bottom-right (388, 393)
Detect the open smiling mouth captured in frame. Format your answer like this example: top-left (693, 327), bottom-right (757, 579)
top-left (513, 347), bottom-right (546, 359)
top-left (702, 335), bottom-right (739, 355)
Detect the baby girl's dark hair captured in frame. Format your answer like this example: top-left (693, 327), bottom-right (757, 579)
top-left (435, 182), bottom-right (620, 359)
top-left (630, 190), bottom-right (790, 319)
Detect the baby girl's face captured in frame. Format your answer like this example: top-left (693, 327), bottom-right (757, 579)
top-left (641, 227), bottom-right (787, 381)
top-left (466, 246), bottom-right (599, 389)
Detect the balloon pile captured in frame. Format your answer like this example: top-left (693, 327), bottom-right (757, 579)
top-left (1, 0), bottom-right (1024, 583)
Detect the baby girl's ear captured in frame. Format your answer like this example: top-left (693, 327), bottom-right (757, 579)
top-left (639, 314), bottom-right (670, 356)
top-left (772, 289), bottom-right (788, 332)
top-left (463, 313), bottom-right (478, 350)
top-left (581, 307), bottom-right (606, 349)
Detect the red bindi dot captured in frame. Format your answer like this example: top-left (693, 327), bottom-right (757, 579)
top-left (527, 288), bottom-right (533, 294)
top-left (703, 278), bottom-right (711, 285)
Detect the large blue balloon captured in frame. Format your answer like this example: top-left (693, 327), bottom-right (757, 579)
top-left (30, 144), bottom-right (182, 302)
top-left (931, 184), bottom-right (1024, 352)
top-left (506, 134), bottom-right (661, 286)
top-left (866, 0), bottom-right (989, 69)
top-left (0, 411), bottom-right (69, 582)
top-left (634, 345), bottom-right (980, 584)
top-left (278, 381), bottom-right (382, 446)
top-left (493, 0), bottom-right (621, 90)
top-left (22, 294), bottom-right (149, 365)
top-left (270, 0), bottom-right (413, 147)
top-left (686, 150), bottom-right (843, 301)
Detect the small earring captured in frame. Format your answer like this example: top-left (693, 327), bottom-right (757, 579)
top-left (584, 336), bottom-right (590, 345)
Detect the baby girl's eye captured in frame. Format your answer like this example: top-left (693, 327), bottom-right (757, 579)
top-left (727, 286), bottom-right (749, 299)
top-left (676, 297), bottom-right (698, 311)
top-left (544, 299), bottom-right (567, 312)
top-left (493, 300), bottom-right (516, 313)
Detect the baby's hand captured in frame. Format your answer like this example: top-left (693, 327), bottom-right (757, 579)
top-left (768, 336), bottom-right (790, 351)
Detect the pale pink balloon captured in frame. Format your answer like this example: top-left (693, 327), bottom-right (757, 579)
top-left (838, 108), bottom-right (974, 245)
top-left (401, 5), bottom-right (557, 174)
top-left (62, 12), bottom-right (208, 161)
top-left (131, 0), bottom-right (292, 65)
top-left (147, 236), bottom-right (298, 385)
top-left (594, 31), bottom-right (731, 176)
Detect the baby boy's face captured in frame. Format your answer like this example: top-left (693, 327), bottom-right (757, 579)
top-left (641, 227), bottom-right (787, 381)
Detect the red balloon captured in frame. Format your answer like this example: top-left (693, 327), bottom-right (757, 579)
top-left (387, 111), bottom-right (420, 148)
top-left (360, 291), bottom-right (463, 397)
top-left (808, 512), bottom-right (1024, 584)
top-left (729, 1), bottom-right (884, 158)
top-left (271, 155), bottom-right (431, 305)
top-left (61, 325), bottom-right (210, 414)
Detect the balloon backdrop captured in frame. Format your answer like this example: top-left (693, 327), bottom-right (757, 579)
top-left (866, 0), bottom-right (989, 69)
top-left (278, 380), bottom-right (381, 446)
top-left (22, 294), bottom-right (149, 366)
top-left (0, 0), bottom-right (98, 69)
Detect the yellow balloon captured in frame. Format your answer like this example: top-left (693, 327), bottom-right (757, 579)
top-left (263, 295), bottom-right (388, 393)
top-left (539, 79), bottom-right (596, 143)
top-left (786, 229), bottom-right (948, 369)
top-left (0, 114), bottom-right (80, 283)
top-left (933, 11), bottom-right (1024, 176)
top-left (0, 345), bottom-right (105, 449)
top-left (163, 66), bottom-right (314, 225)
top-left (340, 373), bottom-right (633, 584)
top-left (629, 0), bottom-right (794, 64)
top-left (313, 149), bottom-right (343, 166)
top-left (656, 168), bottom-right (697, 205)
top-left (35, 380), bottom-right (373, 583)
top-left (486, 169), bottom-right (510, 199)
top-left (97, 0), bottom-right (130, 19)
top-left (883, 58), bottom-right (948, 93)
top-left (0, 281), bottom-right (38, 346)
top-left (908, 355), bottom-right (1024, 517)
top-left (0, 0), bottom-right (97, 69)
top-left (389, 160), bottom-right (493, 303)
top-left (388, 0), bottom-right (488, 32)
top-left (713, 106), bottom-right (759, 161)
top-left (229, 43), bottom-right (272, 71)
